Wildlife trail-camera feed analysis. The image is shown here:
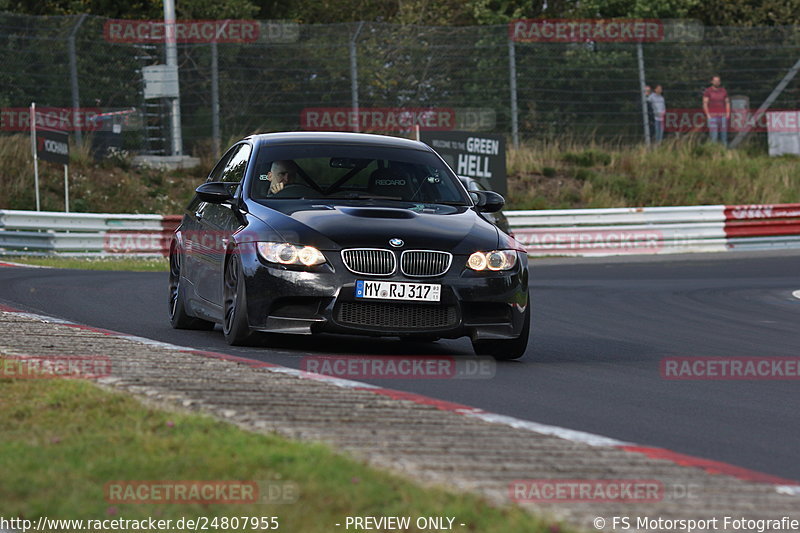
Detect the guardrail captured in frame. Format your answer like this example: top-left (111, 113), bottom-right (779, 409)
top-left (2, 204), bottom-right (800, 257)
top-left (0, 210), bottom-right (181, 255)
top-left (507, 203), bottom-right (800, 256)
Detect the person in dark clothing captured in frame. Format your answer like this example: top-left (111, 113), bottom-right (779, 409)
top-left (644, 85), bottom-right (655, 142)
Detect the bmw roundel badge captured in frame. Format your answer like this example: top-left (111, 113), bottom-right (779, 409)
top-left (389, 238), bottom-right (404, 248)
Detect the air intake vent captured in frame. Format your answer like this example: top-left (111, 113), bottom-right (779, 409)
top-left (341, 248), bottom-right (395, 276)
top-left (400, 250), bottom-right (452, 277)
top-left (337, 302), bottom-right (457, 329)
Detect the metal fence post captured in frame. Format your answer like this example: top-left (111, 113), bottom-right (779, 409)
top-left (31, 102), bottom-right (40, 212)
top-left (68, 14), bottom-right (87, 147)
top-left (350, 22), bottom-right (364, 133)
top-left (508, 37), bottom-right (520, 149)
top-left (163, 0), bottom-right (183, 156)
top-left (637, 42), bottom-right (651, 146)
top-left (210, 41), bottom-right (220, 159)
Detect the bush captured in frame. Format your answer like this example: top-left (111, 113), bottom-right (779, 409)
top-left (573, 168), bottom-right (596, 181)
top-left (562, 149), bottom-right (612, 167)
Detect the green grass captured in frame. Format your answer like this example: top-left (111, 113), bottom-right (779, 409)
top-left (0, 134), bottom-right (208, 214)
top-left (0, 374), bottom-right (557, 532)
top-left (2, 256), bottom-right (168, 271)
top-left (5, 132), bottom-right (796, 214)
top-left (506, 135), bottom-right (800, 210)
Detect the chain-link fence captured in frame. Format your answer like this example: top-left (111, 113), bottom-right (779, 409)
top-left (3, 13), bottom-right (800, 155)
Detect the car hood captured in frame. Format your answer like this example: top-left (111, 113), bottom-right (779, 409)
top-left (244, 201), bottom-right (499, 254)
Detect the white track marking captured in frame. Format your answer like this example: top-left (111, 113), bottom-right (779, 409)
top-left (466, 411), bottom-right (630, 447)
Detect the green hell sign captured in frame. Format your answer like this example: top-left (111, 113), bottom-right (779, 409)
top-left (420, 131), bottom-right (507, 196)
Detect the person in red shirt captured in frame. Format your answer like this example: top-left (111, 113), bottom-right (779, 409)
top-left (702, 75), bottom-right (731, 146)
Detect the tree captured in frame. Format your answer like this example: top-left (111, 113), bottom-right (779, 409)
top-left (689, 0), bottom-right (800, 26)
top-left (1, 0), bottom-right (258, 19)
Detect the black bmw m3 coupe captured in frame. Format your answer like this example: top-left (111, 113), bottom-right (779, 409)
top-left (169, 132), bottom-right (530, 359)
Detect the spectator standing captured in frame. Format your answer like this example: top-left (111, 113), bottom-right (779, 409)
top-left (643, 85), bottom-right (655, 141)
top-left (703, 75), bottom-right (731, 146)
top-left (648, 85), bottom-right (666, 144)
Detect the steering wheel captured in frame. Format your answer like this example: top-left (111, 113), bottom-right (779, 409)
top-left (270, 183), bottom-right (316, 197)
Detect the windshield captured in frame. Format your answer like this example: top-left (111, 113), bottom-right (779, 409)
top-left (249, 144), bottom-right (470, 206)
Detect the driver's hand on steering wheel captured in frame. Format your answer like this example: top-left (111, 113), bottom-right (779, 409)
top-left (269, 178), bottom-right (286, 195)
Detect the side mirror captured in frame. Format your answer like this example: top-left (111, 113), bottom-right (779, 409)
top-left (196, 181), bottom-right (234, 204)
top-left (470, 190), bottom-right (505, 213)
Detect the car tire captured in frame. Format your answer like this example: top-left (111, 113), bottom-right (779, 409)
top-left (222, 253), bottom-right (254, 346)
top-left (169, 244), bottom-right (215, 330)
top-left (471, 298), bottom-right (530, 360)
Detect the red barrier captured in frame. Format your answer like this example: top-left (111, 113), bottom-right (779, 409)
top-left (725, 220), bottom-right (800, 238)
top-left (161, 215), bottom-right (183, 232)
top-left (723, 203), bottom-right (800, 239)
top-left (160, 215), bottom-right (183, 256)
top-left (724, 203), bottom-right (800, 221)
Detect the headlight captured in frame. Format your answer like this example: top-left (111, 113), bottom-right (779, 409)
top-left (257, 242), bottom-right (326, 266)
top-left (467, 250), bottom-right (517, 271)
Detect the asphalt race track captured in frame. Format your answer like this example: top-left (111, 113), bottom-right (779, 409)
top-left (1, 251), bottom-right (798, 481)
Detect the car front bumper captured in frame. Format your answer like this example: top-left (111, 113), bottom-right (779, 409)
top-left (237, 243), bottom-right (529, 340)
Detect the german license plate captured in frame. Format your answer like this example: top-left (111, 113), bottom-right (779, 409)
top-left (355, 280), bottom-right (441, 302)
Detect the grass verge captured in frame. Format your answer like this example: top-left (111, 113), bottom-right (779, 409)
top-left (0, 372), bottom-right (556, 532)
top-left (1, 256), bottom-right (169, 271)
top-left (7, 132), bottom-right (795, 213)
top-left (0, 134), bottom-right (208, 214)
top-left (506, 135), bottom-right (800, 209)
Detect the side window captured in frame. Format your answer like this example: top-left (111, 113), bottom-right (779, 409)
top-left (207, 150), bottom-right (234, 183)
top-left (221, 144), bottom-right (252, 183)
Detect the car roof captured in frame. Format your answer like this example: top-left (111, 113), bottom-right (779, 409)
top-left (246, 131), bottom-right (434, 152)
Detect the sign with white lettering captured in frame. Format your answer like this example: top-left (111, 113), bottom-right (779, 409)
top-left (36, 128), bottom-right (69, 165)
top-left (420, 131), bottom-right (507, 196)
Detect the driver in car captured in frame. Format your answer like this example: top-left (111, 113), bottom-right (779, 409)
top-left (267, 160), bottom-right (302, 195)
top-left (266, 159), bottom-right (318, 198)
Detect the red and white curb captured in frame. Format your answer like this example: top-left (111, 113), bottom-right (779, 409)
top-left (0, 260), bottom-right (53, 268)
top-left (1, 301), bottom-right (799, 497)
